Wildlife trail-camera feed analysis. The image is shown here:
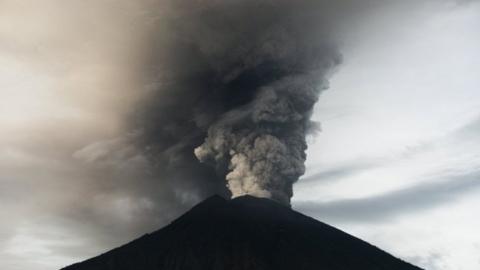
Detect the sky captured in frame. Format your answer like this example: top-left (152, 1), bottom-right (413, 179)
top-left (1, 1), bottom-right (480, 270)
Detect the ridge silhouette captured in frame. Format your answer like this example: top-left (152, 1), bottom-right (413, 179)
top-left (62, 195), bottom-right (423, 270)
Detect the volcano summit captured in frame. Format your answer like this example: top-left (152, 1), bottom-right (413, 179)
top-left (62, 196), bottom-right (422, 270)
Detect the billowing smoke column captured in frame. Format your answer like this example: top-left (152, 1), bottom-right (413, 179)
top-left (193, 48), bottom-right (337, 204)
top-left (134, 0), bottom-right (341, 205)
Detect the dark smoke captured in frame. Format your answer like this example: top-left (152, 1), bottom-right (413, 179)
top-left (132, 0), bottom-right (341, 205)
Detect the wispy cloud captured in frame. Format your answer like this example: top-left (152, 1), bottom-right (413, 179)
top-left (295, 169), bottom-right (480, 223)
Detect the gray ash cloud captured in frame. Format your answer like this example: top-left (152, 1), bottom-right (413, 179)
top-left (133, 0), bottom-right (341, 205)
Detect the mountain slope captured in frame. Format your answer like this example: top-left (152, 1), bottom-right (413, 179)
top-left (62, 195), bottom-right (423, 270)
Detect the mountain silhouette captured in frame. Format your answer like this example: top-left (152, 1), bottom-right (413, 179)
top-left (62, 195), bottom-right (423, 270)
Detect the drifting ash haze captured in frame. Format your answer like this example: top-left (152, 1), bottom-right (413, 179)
top-left (104, 0), bottom-right (474, 207)
top-left (134, 0), bottom-right (341, 205)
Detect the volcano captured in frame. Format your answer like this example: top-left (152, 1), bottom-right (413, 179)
top-left (62, 195), bottom-right (422, 270)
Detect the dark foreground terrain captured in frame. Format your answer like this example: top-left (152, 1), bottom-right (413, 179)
top-left (62, 195), bottom-right (422, 270)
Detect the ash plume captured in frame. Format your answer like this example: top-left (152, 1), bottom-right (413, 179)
top-left (134, 0), bottom-right (341, 205)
